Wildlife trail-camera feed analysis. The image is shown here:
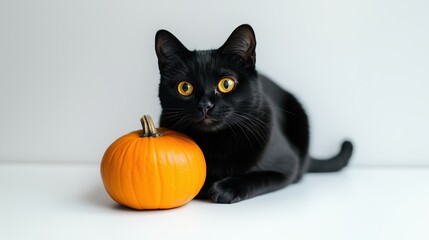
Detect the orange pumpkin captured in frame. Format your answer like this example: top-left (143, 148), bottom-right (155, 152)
top-left (100, 115), bottom-right (206, 210)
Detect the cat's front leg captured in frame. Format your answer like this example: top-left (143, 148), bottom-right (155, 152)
top-left (208, 171), bottom-right (292, 203)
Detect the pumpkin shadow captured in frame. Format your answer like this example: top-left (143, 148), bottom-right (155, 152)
top-left (83, 185), bottom-right (145, 212)
top-left (83, 183), bottom-right (191, 212)
top-left (83, 183), bottom-right (122, 210)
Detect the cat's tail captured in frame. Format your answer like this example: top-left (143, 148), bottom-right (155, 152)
top-left (307, 141), bottom-right (353, 173)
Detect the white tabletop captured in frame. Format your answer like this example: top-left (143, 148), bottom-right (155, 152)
top-left (1, 163), bottom-right (428, 240)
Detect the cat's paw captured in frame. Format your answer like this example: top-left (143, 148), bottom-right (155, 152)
top-left (208, 178), bottom-right (243, 204)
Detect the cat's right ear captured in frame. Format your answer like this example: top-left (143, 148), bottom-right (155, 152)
top-left (155, 30), bottom-right (189, 68)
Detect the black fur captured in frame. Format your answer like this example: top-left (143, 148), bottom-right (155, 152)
top-left (155, 24), bottom-right (353, 203)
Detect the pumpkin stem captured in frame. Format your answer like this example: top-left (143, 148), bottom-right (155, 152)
top-left (140, 115), bottom-right (162, 137)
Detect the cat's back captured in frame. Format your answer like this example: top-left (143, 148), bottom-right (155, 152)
top-left (258, 73), bottom-right (310, 160)
top-left (258, 73), bottom-right (290, 108)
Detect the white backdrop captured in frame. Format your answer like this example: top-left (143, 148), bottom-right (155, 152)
top-left (1, 0), bottom-right (428, 166)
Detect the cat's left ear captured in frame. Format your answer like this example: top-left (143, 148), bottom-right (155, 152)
top-left (219, 24), bottom-right (256, 66)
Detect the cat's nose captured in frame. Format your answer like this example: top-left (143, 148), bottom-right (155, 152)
top-left (197, 100), bottom-right (214, 115)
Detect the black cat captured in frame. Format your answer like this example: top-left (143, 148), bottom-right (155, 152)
top-left (155, 24), bottom-right (353, 203)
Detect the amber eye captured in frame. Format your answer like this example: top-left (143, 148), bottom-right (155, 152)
top-left (217, 78), bottom-right (236, 93)
top-left (177, 81), bottom-right (194, 96)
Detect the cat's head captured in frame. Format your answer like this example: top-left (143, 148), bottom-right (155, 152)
top-left (156, 24), bottom-right (262, 133)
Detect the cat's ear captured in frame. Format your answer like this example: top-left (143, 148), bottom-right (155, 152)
top-left (155, 30), bottom-right (189, 68)
top-left (219, 24), bottom-right (256, 65)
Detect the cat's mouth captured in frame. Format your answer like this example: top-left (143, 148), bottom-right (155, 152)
top-left (199, 116), bottom-right (217, 125)
top-left (196, 115), bottom-right (220, 131)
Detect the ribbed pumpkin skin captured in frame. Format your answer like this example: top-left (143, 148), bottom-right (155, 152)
top-left (100, 128), bottom-right (206, 210)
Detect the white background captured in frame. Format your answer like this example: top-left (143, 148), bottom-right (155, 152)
top-left (1, 0), bottom-right (428, 166)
